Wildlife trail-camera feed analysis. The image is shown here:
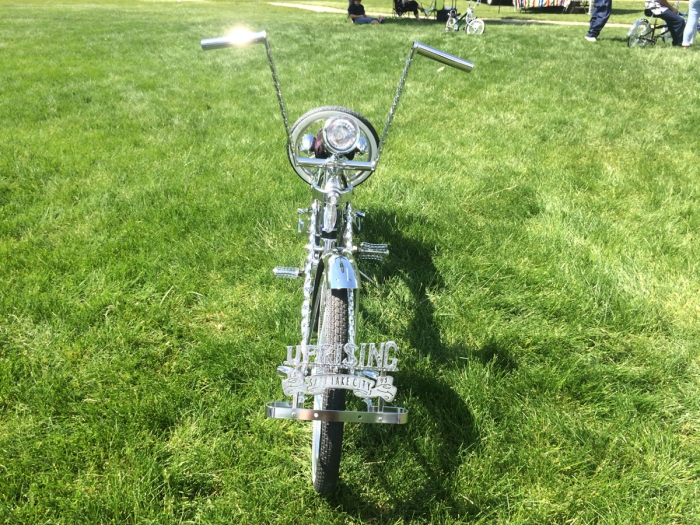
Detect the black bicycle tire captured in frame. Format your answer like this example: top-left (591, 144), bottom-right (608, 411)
top-left (309, 257), bottom-right (324, 343)
top-left (311, 288), bottom-right (348, 495)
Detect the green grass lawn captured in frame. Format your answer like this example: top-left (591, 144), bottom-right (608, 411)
top-left (1, 0), bottom-right (699, 523)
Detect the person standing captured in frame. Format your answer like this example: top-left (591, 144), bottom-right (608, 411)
top-left (585, 0), bottom-right (613, 41)
top-left (682, 0), bottom-right (700, 48)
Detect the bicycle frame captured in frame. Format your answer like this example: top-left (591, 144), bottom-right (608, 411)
top-left (201, 30), bottom-right (473, 493)
top-left (422, 0), bottom-right (438, 17)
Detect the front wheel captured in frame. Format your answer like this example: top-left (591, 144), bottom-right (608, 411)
top-left (466, 18), bottom-right (485, 34)
top-left (628, 19), bottom-right (651, 47)
top-left (311, 288), bottom-right (349, 495)
top-left (445, 17), bottom-right (457, 31)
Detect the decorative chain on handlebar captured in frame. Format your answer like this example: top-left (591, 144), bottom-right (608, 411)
top-left (201, 30), bottom-right (473, 494)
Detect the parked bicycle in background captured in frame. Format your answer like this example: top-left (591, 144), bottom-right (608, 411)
top-left (445, 0), bottom-right (485, 34)
top-left (628, 0), bottom-right (696, 46)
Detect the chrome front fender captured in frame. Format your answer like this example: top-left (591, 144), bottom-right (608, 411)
top-left (325, 254), bottom-right (358, 289)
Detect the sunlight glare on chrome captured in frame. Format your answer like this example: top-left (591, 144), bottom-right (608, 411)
top-left (225, 28), bottom-right (264, 46)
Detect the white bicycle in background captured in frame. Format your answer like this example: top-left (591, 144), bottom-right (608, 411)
top-left (445, 0), bottom-right (485, 34)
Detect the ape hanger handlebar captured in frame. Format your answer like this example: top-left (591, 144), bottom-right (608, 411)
top-left (200, 30), bottom-right (473, 170)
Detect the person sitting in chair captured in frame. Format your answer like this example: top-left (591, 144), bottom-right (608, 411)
top-left (396, 0), bottom-right (421, 18)
top-left (348, 0), bottom-right (384, 24)
top-left (646, 0), bottom-right (686, 45)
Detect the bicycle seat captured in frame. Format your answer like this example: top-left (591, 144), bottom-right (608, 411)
top-left (644, 8), bottom-right (653, 16)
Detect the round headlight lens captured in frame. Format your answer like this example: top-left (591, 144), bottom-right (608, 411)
top-left (322, 116), bottom-right (360, 155)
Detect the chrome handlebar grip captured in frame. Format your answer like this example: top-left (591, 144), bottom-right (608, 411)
top-left (200, 31), bottom-right (268, 50)
top-left (412, 42), bottom-right (474, 72)
top-left (376, 41), bottom-right (472, 166)
top-left (200, 30), bottom-right (292, 149)
top-left (295, 157), bottom-right (377, 172)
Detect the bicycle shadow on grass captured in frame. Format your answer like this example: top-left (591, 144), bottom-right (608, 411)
top-left (324, 209), bottom-right (516, 520)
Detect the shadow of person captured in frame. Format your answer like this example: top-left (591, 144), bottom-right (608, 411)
top-left (321, 209), bottom-right (502, 520)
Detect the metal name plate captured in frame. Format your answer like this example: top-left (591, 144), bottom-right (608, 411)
top-left (284, 341), bottom-right (398, 371)
top-left (279, 341), bottom-right (400, 402)
top-left (282, 372), bottom-right (397, 402)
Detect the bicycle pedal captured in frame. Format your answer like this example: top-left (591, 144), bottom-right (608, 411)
top-left (359, 242), bottom-right (389, 261)
top-left (273, 267), bottom-right (302, 279)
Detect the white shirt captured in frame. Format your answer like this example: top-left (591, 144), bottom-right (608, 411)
top-left (645, 0), bottom-right (669, 15)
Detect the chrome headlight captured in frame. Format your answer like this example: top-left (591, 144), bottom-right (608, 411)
top-left (322, 116), bottom-right (360, 155)
top-left (288, 106), bottom-right (379, 186)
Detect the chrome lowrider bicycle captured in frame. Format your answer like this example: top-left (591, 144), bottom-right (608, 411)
top-left (201, 31), bottom-right (473, 494)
